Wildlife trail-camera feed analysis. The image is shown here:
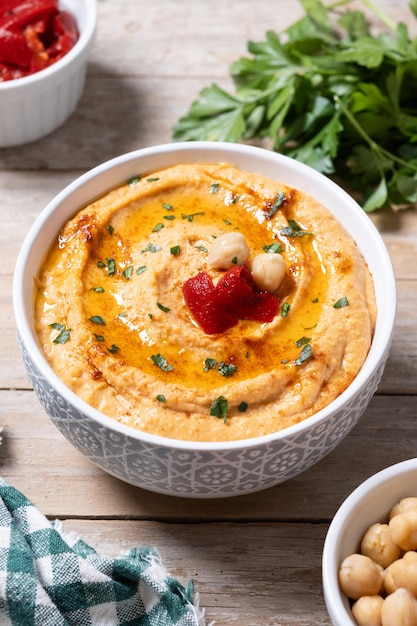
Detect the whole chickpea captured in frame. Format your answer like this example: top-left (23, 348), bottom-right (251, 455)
top-left (384, 565), bottom-right (396, 596)
top-left (339, 554), bottom-right (384, 600)
top-left (381, 588), bottom-right (417, 626)
top-left (384, 556), bottom-right (417, 597)
top-left (207, 232), bottom-right (250, 270)
top-left (361, 523), bottom-right (402, 569)
top-left (352, 595), bottom-right (384, 626)
top-left (389, 498), bottom-right (417, 520)
top-left (389, 511), bottom-right (417, 551)
top-left (250, 252), bottom-right (286, 293)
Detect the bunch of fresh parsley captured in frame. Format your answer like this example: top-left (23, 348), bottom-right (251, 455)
top-left (173, 0), bottom-right (417, 212)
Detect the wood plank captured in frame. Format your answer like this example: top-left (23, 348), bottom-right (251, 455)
top-left (1, 2), bottom-right (416, 625)
top-left (32, 519), bottom-right (332, 626)
top-left (1, 391), bottom-right (416, 521)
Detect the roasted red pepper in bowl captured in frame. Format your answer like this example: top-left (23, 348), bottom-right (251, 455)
top-left (183, 265), bottom-right (280, 335)
top-left (0, 0), bottom-right (79, 81)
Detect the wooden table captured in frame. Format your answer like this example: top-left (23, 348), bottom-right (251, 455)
top-left (1, 1), bottom-right (416, 624)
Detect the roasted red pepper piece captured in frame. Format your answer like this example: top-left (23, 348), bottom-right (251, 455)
top-left (216, 265), bottom-right (279, 322)
top-left (0, 0), bottom-right (78, 81)
top-left (47, 12), bottom-right (78, 59)
top-left (183, 272), bottom-right (237, 335)
top-left (0, 26), bottom-right (31, 67)
top-left (0, 1), bottom-right (58, 31)
top-left (183, 265), bottom-right (279, 334)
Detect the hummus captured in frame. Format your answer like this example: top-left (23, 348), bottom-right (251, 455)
top-left (34, 162), bottom-right (376, 442)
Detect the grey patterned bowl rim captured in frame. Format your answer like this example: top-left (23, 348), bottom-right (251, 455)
top-left (13, 141), bottom-right (397, 452)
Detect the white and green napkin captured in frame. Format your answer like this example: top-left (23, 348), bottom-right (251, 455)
top-left (0, 477), bottom-right (206, 626)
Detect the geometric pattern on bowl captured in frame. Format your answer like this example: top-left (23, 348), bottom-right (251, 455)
top-left (20, 336), bottom-right (389, 498)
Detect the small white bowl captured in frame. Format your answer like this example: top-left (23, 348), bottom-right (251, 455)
top-left (13, 141), bottom-right (396, 497)
top-left (0, 0), bottom-right (97, 147)
top-left (322, 458), bottom-right (417, 625)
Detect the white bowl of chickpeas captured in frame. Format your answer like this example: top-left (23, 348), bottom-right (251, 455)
top-left (323, 458), bottom-right (417, 626)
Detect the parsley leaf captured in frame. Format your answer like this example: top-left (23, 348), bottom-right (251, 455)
top-left (295, 343), bottom-right (313, 366)
top-left (151, 353), bottom-right (173, 371)
top-left (333, 296), bottom-right (349, 309)
top-left (218, 362), bottom-right (238, 377)
top-left (210, 395), bottom-right (229, 422)
top-left (172, 1), bottom-right (417, 211)
top-left (89, 315), bottom-right (105, 325)
top-left (264, 242), bottom-right (283, 254)
top-left (49, 323), bottom-right (71, 344)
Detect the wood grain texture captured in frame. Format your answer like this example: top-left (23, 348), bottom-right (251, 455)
top-left (0, 1), bottom-right (416, 624)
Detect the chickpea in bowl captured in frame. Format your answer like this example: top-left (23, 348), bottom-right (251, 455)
top-left (323, 458), bottom-right (417, 626)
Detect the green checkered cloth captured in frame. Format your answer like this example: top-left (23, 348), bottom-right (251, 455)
top-left (0, 478), bottom-right (206, 626)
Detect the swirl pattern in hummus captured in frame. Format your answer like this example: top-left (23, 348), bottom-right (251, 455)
top-left (34, 163), bottom-right (376, 442)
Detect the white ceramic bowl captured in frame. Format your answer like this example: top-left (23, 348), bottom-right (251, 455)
top-left (13, 141), bottom-right (396, 498)
top-left (322, 458), bottom-right (417, 625)
top-left (0, 0), bottom-right (97, 147)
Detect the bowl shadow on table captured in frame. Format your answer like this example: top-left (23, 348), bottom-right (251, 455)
top-left (0, 63), bottom-right (153, 171)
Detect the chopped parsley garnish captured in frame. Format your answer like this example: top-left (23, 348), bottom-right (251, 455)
top-left (170, 245), bottom-right (181, 255)
top-left (333, 296), bottom-right (349, 309)
top-left (164, 215), bottom-right (175, 220)
top-left (93, 286), bottom-right (105, 293)
top-left (89, 315), bottom-right (106, 325)
top-left (141, 243), bottom-right (162, 253)
top-left (49, 323), bottom-right (71, 344)
top-left (156, 395), bottom-right (166, 402)
top-left (181, 211), bottom-right (205, 222)
top-left (123, 266), bottom-right (134, 279)
top-left (107, 344), bottom-right (119, 354)
top-left (194, 245), bottom-right (208, 253)
top-left (210, 395), bottom-right (228, 422)
top-left (162, 202), bottom-right (173, 210)
top-left (203, 358), bottom-right (218, 371)
top-left (266, 192), bottom-right (286, 218)
top-left (152, 222), bottom-right (164, 232)
top-left (106, 258), bottom-right (116, 276)
top-left (312, 297), bottom-right (319, 303)
top-left (97, 261), bottom-right (105, 268)
top-left (156, 302), bottom-right (170, 313)
top-left (281, 220), bottom-right (313, 238)
top-left (281, 302), bottom-right (290, 318)
top-left (107, 225), bottom-right (114, 235)
top-left (128, 176), bottom-right (141, 185)
top-left (295, 344), bottom-right (313, 366)
top-left (264, 242), bottom-right (283, 254)
top-left (136, 265), bottom-right (147, 275)
top-left (218, 362), bottom-right (238, 377)
top-left (209, 183), bottom-right (220, 194)
top-left (295, 336), bottom-right (311, 348)
top-left (146, 177), bottom-right (160, 182)
top-left (94, 334), bottom-right (104, 342)
top-left (238, 401), bottom-right (248, 413)
top-left (151, 353), bottom-right (173, 371)
top-left (203, 358), bottom-right (238, 377)
top-left (223, 219), bottom-right (232, 225)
